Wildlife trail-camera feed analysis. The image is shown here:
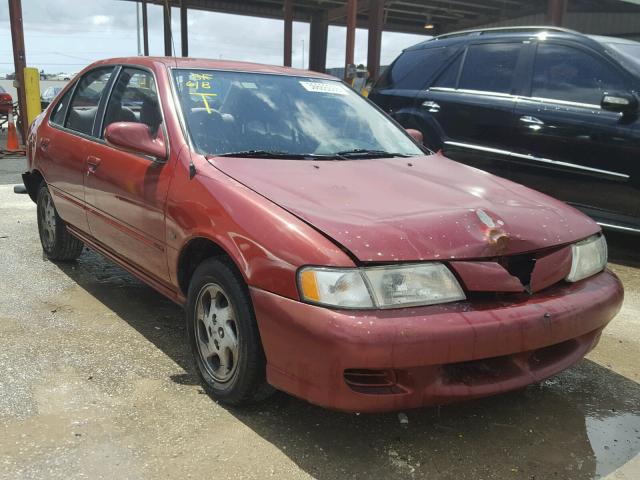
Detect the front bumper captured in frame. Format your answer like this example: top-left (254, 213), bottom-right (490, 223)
top-left (251, 269), bottom-right (623, 413)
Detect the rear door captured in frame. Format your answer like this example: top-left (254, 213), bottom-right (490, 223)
top-left (510, 41), bottom-right (639, 220)
top-left (418, 40), bottom-right (529, 179)
top-left (42, 67), bottom-right (115, 234)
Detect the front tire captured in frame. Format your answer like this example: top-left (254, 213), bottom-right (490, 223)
top-left (186, 258), bottom-right (273, 406)
top-left (36, 182), bottom-right (84, 261)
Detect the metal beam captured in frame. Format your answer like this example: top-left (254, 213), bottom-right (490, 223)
top-left (547, 0), bottom-right (568, 26)
top-left (8, 0), bottom-right (28, 142)
top-left (142, 0), bottom-right (149, 55)
top-left (344, 0), bottom-right (357, 77)
top-left (367, 0), bottom-right (384, 80)
top-left (309, 9), bottom-right (328, 72)
top-left (181, 0), bottom-right (188, 56)
top-left (164, 1), bottom-right (172, 56)
top-left (283, 0), bottom-right (293, 66)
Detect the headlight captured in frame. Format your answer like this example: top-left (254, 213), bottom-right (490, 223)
top-left (566, 234), bottom-right (607, 283)
top-left (298, 263), bottom-right (465, 309)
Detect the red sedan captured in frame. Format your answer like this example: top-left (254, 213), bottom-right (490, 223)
top-left (0, 85), bottom-right (12, 115)
top-left (22, 57), bottom-right (622, 412)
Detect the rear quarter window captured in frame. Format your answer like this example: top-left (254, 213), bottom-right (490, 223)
top-left (377, 46), bottom-right (459, 90)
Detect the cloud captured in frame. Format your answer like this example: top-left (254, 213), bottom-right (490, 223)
top-left (0, 0), bottom-right (429, 73)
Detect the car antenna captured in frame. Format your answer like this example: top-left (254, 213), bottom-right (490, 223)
top-left (164, 0), bottom-right (196, 179)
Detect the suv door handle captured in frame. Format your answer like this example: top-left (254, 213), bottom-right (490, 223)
top-left (421, 101), bottom-right (441, 113)
top-left (519, 115), bottom-right (544, 125)
top-left (86, 156), bottom-right (102, 175)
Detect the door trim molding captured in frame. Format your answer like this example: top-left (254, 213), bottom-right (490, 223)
top-left (444, 140), bottom-right (630, 181)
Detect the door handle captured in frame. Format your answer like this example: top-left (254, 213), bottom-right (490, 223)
top-left (39, 137), bottom-right (50, 150)
top-left (86, 155), bottom-right (102, 175)
top-left (421, 101), bottom-right (441, 113)
top-left (519, 115), bottom-right (544, 125)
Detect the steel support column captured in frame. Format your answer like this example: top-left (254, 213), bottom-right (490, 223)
top-left (344, 0), bottom-right (357, 78)
top-left (367, 0), bottom-right (384, 80)
top-left (163, 2), bottom-right (172, 56)
top-left (142, 0), bottom-right (149, 56)
top-left (8, 0), bottom-right (27, 142)
top-left (547, 0), bottom-right (568, 26)
top-left (181, 1), bottom-right (188, 57)
top-left (284, 0), bottom-right (293, 67)
top-left (309, 10), bottom-right (328, 73)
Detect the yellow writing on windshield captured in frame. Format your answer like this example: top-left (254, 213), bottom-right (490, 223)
top-left (185, 73), bottom-right (217, 113)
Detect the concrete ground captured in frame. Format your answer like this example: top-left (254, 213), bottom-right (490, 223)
top-left (0, 157), bottom-right (638, 480)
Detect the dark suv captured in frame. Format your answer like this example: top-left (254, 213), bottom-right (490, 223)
top-left (370, 27), bottom-right (640, 233)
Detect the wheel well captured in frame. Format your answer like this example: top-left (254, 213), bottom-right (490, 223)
top-left (177, 237), bottom-right (238, 296)
top-left (24, 170), bottom-right (44, 203)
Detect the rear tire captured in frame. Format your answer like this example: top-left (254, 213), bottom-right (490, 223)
top-left (186, 257), bottom-right (273, 406)
top-left (36, 182), bottom-right (84, 261)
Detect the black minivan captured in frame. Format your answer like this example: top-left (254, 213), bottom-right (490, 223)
top-left (370, 27), bottom-right (640, 233)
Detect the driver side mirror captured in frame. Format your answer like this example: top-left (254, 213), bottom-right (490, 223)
top-left (406, 128), bottom-right (423, 144)
top-left (601, 92), bottom-right (638, 115)
top-left (104, 122), bottom-right (167, 161)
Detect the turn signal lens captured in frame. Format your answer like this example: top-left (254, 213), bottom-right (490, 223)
top-left (566, 234), bottom-right (607, 283)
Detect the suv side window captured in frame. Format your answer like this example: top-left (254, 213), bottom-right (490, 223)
top-left (103, 68), bottom-right (162, 137)
top-left (532, 43), bottom-right (628, 105)
top-left (65, 67), bottom-right (114, 136)
top-left (50, 86), bottom-right (74, 126)
top-left (432, 54), bottom-right (463, 88)
top-left (458, 43), bottom-right (522, 94)
top-left (379, 46), bottom-right (460, 90)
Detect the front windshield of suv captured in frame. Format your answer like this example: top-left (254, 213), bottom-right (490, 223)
top-left (606, 42), bottom-right (640, 74)
top-left (172, 69), bottom-right (424, 159)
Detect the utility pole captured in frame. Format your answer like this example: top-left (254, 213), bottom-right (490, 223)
top-left (8, 0), bottom-right (28, 143)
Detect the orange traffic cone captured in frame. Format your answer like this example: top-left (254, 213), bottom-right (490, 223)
top-left (6, 112), bottom-right (19, 151)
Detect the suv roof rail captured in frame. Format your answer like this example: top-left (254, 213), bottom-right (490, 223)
top-left (435, 25), bottom-right (582, 40)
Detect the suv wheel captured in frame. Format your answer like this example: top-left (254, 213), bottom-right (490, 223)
top-left (36, 182), bottom-right (84, 261)
top-left (186, 258), bottom-right (273, 405)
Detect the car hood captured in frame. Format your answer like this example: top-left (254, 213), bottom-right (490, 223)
top-left (208, 153), bottom-right (599, 262)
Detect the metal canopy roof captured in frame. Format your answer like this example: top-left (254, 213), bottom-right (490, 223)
top-left (128, 0), bottom-right (640, 35)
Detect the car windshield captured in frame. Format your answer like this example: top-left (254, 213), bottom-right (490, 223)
top-left (0, 86), bottom-right (5, 93)
top-left (605, 42), bottom-right (640, 74)
top-left (172, 69), bottom-right (424, 159)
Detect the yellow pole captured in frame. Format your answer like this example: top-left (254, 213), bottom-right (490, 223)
top-left (23, 67), bottom-right (42, 127)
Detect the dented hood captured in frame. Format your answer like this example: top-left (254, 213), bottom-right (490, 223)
top-left (209, 153), bottom-right (600, 262)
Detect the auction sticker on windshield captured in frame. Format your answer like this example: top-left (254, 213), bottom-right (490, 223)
top-left (299, 81), bottom-right (348, 95)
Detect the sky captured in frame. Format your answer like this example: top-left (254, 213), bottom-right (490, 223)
top-left (0, 0), bottom-right (430, 75)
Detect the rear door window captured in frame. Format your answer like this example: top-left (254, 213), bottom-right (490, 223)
top-left (458, 43), bottom-right (523, 94)
top-left (50, 87), bottom-right (74, 126)
top-left (65, 67), bottom-right (114, 136)
top-left (531, 43), bottom-right (628, 105)
top-left (381, 46), bottom-right (460, 90)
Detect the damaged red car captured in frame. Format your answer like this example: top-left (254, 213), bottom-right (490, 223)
top-left (23, 58), bottom-right (623, 412)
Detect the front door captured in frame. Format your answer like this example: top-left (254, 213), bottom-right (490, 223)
top-left (509, 41), bottom-right (639, 221)
top-left (84, 67), bottom-right (174, 283)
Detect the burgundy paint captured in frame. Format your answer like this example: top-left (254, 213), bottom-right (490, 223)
top-left (450, 261), bottom-right (524, 292)
top-left (530, 245), bottom-right (574, 293)
top-left (104, 121), bottom-right (167, 160)
top-left (209, 155), bottom-right (599, 262)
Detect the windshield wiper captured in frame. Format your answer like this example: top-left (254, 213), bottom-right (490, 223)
top-left (212, 150), bottom-right (338, 160)
top-left (334, 149), bottom-right (412, 158)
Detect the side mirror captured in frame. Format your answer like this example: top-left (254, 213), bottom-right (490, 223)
top-left (104, 122), bottom-right (167, 161)
top-left (406, 128), bottom-right (423, 144)
top-left (601, 92), bottom-right (638, 115)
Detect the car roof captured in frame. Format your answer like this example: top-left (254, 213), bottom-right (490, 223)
top-left (84, 56), bottom-right (336, 80)
top-left (405, 26), bottom-right (607, 52)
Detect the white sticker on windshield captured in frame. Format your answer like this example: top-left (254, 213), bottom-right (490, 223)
top-left (241, 82), bottom-right (258, 89)
top-left (299, 81), bottom-right (348, 95)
